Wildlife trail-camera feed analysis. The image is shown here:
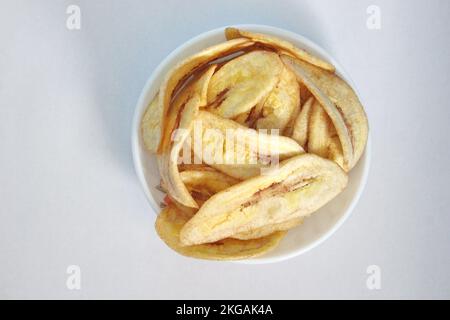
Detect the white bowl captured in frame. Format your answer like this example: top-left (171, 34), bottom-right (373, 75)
top-left (131, 24), bottom-right (371, 264)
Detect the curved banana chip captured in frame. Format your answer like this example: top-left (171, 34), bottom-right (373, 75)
top-left (160, 65), bottom-right (217, 152)
top-left (291, 96), bottom-right (314, 148)
top-left (180, 153), bottom-right (348, 246)
top-left (225, 27), bottom-right (335, 72)
top-left (192, 111), bottom-right (304, 179)
top-left (255, 65), bottom-right (300, 132)
top-left (141, 93), bottom-right (162, 153)
top-left (282, 54), bottom-right (368, 171)
top-left (232, 217), bottom-right (304, 240)
top-left (162, 168), bottom-right (297, 242)
top-left (157, 66), bottom-right (217, 208)
top-left (308, 100), bottom-right (345, 169)
top-left (146, 38), bottom-right (253, 153)
top-left (281, 54), bottom-right (354, 171)
top-left (178, 163), bottom-right (216, 172)
top-left (155, 205), bottom-right (286, 260)
top-left (207, 50), bottom-right (284, 119)
top-left (180, 170), bottom-right (239, 198)
top-left (161, 169), bottom-right (240, 218)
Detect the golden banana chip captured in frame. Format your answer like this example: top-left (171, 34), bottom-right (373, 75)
top-left (141, 93), bottom-right (162, 153)
top-left (233, 217), bottom-right (304, 240)
top-left (153, 38), bottom-right (254, 153)
top-left (192, 111), bottom-right (304, 179)
top-left (225, 27), bottom-right (335, 72)
top-left (282, 54), bottom-right (368, 170)
top-left (281, 54), bottom-right (354, 171)
top-left (157, 96), bottom-right (201, 208)
top-left (180, 170), bottom-right (239, 197)
top-left (307, 100), bottom-right (345, 169)
top-left (207, 50), bottom-right (283, 118)
top-left (160, 65), bottom-right (217, 152)
top-left (157, 66), bottom-right (218, 208)
top-left (180, 153), bottom-right (348, 245)
top-left (255, 65), bottom-right (300, 132)
top-left (291, 97), bottom-right (314, 148)
top-left (155, 205), bottom-right (286, 260)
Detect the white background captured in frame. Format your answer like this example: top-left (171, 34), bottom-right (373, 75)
top-left (1, 0), bottom-right (449, 299)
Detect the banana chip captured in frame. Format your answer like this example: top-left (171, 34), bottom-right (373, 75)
top-left (225, 27), bottom-right (335, 72)
top-left (282, 54), bottom-right (368, 170)
top-left (180, 170), bottom-right (239, 197)
top-left (308, 100), bottom-right (345, 169)
top-left (141, 93), bottom-right (162, 153)
top-left (192, 111), bottom-right (303, 179)
top-left (161, 65), bottom-right (217, 151)
top-left (157, 66), bottom-right (218, 208)
top-left (180, 154), bottom-right (348, 245)
top-left (207, 50), bottom-right (283, 119)
top-left (151, 38), bottom-right (253, 153)
top-left (178, 163), bottom-right (216, 172)
top-left (155, 205), bottom-right (286, 260)
top-left (291, 97), bottom-right (314, 148)
top-left (233, 217), bottom-right (304, 240)
top-left (255, 65), bottom-right (300, 132)
top-left (281, 54), bottom-right (354, 171)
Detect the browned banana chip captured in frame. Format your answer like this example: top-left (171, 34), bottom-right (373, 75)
top-left (180, 153), bottom-right (348, 245)
top-left (291, 97), bottom-right (314, 148)
top-left (207, 50), bottom-right (284, 119)
top-left (155, 206), bottom-right (286, 260)
top-left (281, 54), bottom-right (354, 171)
top-left (178, 163), bottom-right (217, 172)
top-left (192, 111), bottom-right (303, 179)
top-left (282, 54), bottom-right (368, 170)
top-left (225, 27), bottom-right (335, 72)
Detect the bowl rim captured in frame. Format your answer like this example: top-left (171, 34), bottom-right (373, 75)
top-left (131, 24), bottom-right (371, 264)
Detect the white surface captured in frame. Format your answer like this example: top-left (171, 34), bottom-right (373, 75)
top-left (131, 24), bottom-right (371, 263)
top-left (1, 0), bottom-right (449, 299)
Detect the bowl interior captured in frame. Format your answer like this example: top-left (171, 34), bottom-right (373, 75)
top-left (132, 24), bottom-right (370, 264)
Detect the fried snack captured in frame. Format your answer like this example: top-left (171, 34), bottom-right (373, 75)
top-left (192, 111), bottom-right (303, 179)
top-left (255, 64), bottom-right (300, 132)
top-left (291, 96), bottom-right (314, 148)
top-left (157, 66), bottom-right (216, 208)
top-left (308, 100), bottom-right (345, 169)
top-left (144, 38), bottom-right (253, 153)
top-left (225, 27), bottom-right (335, 72)
top-left (141, 93), bottom-right (162, 153)
top-left (169, 169), bottom-right (293, 241)
top-left (180, 170), bottom-right (239, 197)
top-left (282, 54), bottom-right (368, 170)
top-left (281, 54), bottom-right (354, 171)
top-left (155, 205), bottom-right (286, 260)
top-left (180, 154), bottom-right (348, 245)
top-left (178, 163), bottom-right (217, 172)
top-left (207, 50), bottom-right (284, 119)
top-left (232, 217), bottom-right (304, 240)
